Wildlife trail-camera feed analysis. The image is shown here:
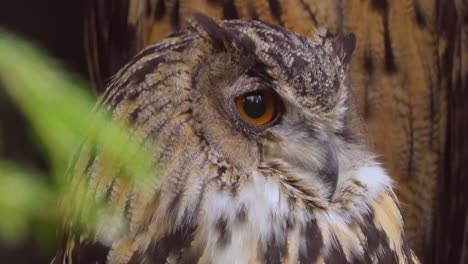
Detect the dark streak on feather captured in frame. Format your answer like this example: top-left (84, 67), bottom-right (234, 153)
top-left (148, 224), bottom-right (196, 263)
top-left (170, 0), bottom-right (181, 31)
top-left (406, 104), bottom-right (415, 179)
top-left (299, 219), bottom-right (322, 263)
top-left (166, 156), bottom-right (195, 219)
top-left (319, 142), bottom-right (339, 199)
top-left (127, 250), bottom-right (143, 263)
top-left (335, 98), bottom-right (358, 143)
top-left (146, 0), bottom-right (153, 18)
top-left (154, 0), bottom-right (166, 19)
top-left (126, 88), bottom-right (141, 100)
top-left (84, 145), bottom-right (97, 177)
top-left (326, 239), bottom-right (350, 263)
top-left (358, 210), bottom-right (401, 262)
top-left (108, 57), bottom-right (180, 109)
top-left (120, 37), bottom-right (193, 76)
top-left (298, 0), bottom-right (319, 26)
top-left (432, 7), bottom-right (468, 260)
top-left (128, 105), bottom-right (142, 124)
top-left (378, 246), bottom-right (399, 264)
top-left (85, 0), bottom-right (138, 92)
top-left (363, 51), bottom-right (375, 75)
top-left (268, 0), bottom-right (284, 26)
top-left (217, 165), bottom-right (227, 177)
top-left (401, 233), bottom-right (414, 264)
top-left (108, 1), bottom-right (137, 77)
top-left (178, 246), bottom-right (203, 264)
top-left (143, 117), bottom-right (172, 143)
top-left (215, 216), bottom-right (231, 247)
top-left (262, 234), bottom-right (283, 264)
top-left (335, 126), bottom-right (356, 144)
top-left (362, 50), bottom-right (374, 118)
top-left (104, 178), bottom-right (116, 201)
top-left (123, 193), bottom-right (133, 220)
top-left (119, 62), bottom-right (180, 108)
top-left (371, 0), bottom-right (398, 73)
top-left (63, 238), bottom-right (109, 264)
top-left (236, 204), bottom-right (248, 223)
top-left (413, 1), bottom-right (426, 28)
top-left (190, 168), bottom-right (210, 226)
top-left (223, 0), bottom-right (239, 19)
top-left (360, 211), bottom-right (383, 252)
top-left (132, 98), bottom-right (172, 127)
top-left (428, 69), bottom-right (435, 149)
top-left (133, 57), bottom-right (171, 85)
top-left (194, 13), bottom-right (256, 55)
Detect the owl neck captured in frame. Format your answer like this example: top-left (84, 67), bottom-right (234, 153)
top-left (119, 156), bottom-right (416, 263)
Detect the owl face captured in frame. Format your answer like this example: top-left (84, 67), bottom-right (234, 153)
top-left (64, 15), bottom-right (417, 263)
top-left (190, 16), bottom-right (353, 202)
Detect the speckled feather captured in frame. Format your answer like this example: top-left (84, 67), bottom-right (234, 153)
top-left (83, 1), bottom-right (468, 262)
top-left (56, 16), bottom-right (419, 264)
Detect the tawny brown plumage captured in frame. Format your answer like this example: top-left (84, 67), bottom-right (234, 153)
top-left (55, 14), bottom-right (421, 263)
top-left (83, 1), bottom-right (468, 263)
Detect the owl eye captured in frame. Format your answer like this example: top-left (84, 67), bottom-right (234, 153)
top-left (235, 89), bottom-right (278, 126)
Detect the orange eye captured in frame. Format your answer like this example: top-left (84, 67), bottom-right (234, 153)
top-left (235, 89), bottom-right (277, 126)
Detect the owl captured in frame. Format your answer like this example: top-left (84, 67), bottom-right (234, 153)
top-left (56, 14), bottom-right (419, 263)
top-left (84, 2), bottom-right (468, 262)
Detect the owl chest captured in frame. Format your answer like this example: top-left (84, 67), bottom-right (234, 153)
top-left (147, 174), bottom-right (318, 263)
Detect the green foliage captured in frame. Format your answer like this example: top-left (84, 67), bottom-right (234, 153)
top-left (0, 31), bottom-right (156, 245)
top-left (0, 162), bottom-right (52, 243)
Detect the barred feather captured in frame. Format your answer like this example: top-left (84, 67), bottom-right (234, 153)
top-left (55, 16), bottom-right (421, 263)
top-left (83, 1), bottom-right (468, 262)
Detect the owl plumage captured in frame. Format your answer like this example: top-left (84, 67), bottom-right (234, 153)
top-left (83, 2), bottom-right (468, 262)
top-left (56, 15), bottom-right (418, 263)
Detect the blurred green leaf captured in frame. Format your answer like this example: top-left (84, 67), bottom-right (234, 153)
top-left (0, 162), bottom-right (52, 243)
top-left (0, 30), bottom-right (157, 244)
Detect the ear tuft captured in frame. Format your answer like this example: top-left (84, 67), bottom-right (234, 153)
top-left (190, 13), bottom-right (232, 47)
top-left (335, 33), bottom-right (356, 65)
top-left (189, 13), bottom-right (256, 53)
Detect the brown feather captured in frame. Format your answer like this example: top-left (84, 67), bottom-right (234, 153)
top-left (81, 0), bottom-right (467, 262)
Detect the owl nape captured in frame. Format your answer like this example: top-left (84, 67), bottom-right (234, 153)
top-left (55, 14), bottom-right (419, 264)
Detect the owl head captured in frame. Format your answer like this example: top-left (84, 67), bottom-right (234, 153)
top-left (59, 14), bottom-right (418, 264)
top-left (187, 14), bottom-right (358, 202)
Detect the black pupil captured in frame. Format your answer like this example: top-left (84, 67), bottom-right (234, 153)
top-left (243, 92), bottom-right (266, 119)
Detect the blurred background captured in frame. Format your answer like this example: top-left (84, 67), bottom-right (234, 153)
top-left (0, 1), bottom-right (87, 263)
top-left (0, 1), bottom-right (467, 263)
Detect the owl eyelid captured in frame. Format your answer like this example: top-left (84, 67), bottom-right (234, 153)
top-left (228, 77), bottom-right (269, 100)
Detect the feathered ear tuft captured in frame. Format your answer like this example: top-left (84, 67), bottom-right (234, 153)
top-left (189, 13), bottom-right (256, 53)
top-left (190, 13), bottom-right (232, 47)
top-left (335, 33), bottom-right (356, 65)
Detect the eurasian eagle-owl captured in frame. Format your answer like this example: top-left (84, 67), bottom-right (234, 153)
top-left (57, 15), bottom-right (418, 263)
